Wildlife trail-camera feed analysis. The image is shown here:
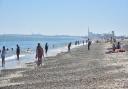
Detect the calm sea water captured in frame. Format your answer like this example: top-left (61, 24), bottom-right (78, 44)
top-left (0, 35), bottom-right (85, 69)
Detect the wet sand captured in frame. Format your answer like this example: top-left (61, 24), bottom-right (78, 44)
top-left (1, 42), bottom-right (128, 89)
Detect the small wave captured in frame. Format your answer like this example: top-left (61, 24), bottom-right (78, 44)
top-left (0, 55), bottom-right (25, 62)
top-left (46, 43), bottom-right (86, 57)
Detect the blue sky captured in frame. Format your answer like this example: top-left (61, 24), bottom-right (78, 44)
top-left (0, 0), bottom-right (128, 36)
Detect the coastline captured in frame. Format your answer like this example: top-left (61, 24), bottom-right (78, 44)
top-left (0, 43), bottom-right (85, 70)
top-left (0, 43), bottom-right (86, 88)
top-left (1, 41), bottom-right (128, 88)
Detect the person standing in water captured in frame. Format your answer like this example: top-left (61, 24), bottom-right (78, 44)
top-left (45, 43), bottom-right (48, 55)
top-left (36, 43), bottom-right (44, 66)
top-left (16, 44), bottom-right (20, 60)
top-left (68, 42), bottom-right (72, 52)
top-left (1, 46), bottom-right (6, 67)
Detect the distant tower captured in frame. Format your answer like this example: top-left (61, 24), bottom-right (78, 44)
top-left (112, 31), bottom-right (115, 37)
top-left (111, 31), bottom-right (115, 42)
top-left (88, 26), bottom-right (90, 38)
top-left (112, 31), bottom-right (115, 40)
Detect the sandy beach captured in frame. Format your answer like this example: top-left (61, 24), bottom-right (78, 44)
top-left (1, 42), bottom-right (128, 89)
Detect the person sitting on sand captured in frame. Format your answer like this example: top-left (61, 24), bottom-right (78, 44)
top-left (16, 44), bottom-right (20, 60)
top-left (116, 42), bottom-right (125, 52)
top-left (116, 42), bottom-right (121, 49)
top-left (1, 46), bottom-right (6, 67)
top-left (36, 43), bottom-right (44, 66)
top-left (106, 42), bottom-right (125, 54)
top-left (112, 43), bottom-right (116, 52)
top-left (68, 42), bottom-right (72, 52)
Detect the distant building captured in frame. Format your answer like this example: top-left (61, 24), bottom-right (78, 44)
top-left (88, 27), bottom-right (116, 40)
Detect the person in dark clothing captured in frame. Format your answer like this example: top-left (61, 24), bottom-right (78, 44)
top-left (1, 46), bottom-right (6, 67)
top-left (45, 43), bottom-right (48, 55)
top-left (68, 42), bottom-right (72, 52)
top-left (16, 44), bottom-right (20, 60)
top-left (88, 40), bottom-right (91, 50)
top-left (116, 42), bottom-right (121, 49)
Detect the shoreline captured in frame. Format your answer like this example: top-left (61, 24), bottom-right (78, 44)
top-left (0, 43), bottom-right (86, 70)
top-left (1, 41), bottom-right (128, 88)
top-left (0, 43), bottom-right (87, 88)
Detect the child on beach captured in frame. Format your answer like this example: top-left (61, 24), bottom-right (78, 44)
top-left (36, 43), bottom-right (44, 66)
top-left (1, 46), bottom-right (6, 67)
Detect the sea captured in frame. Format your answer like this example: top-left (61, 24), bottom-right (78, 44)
top-left (0, 35), bottom-right (85, 70)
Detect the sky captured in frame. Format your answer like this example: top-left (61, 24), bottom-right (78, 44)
top-left (0, 0), bottom-right (128, 36)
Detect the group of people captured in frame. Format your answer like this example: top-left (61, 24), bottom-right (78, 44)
top-left (0, 43), bottom-right (49, 67)
top-left (68, 39), bottom-right (92, 52)
top-left (112, 42), bottom-right (125, 52)
top-left (1, 40), bottom-right (91, 67)
top-left (0, 44), bottom-right (20, 67)
top-left (106, 41), bottom-right (125, 54)
top-left (36, 40), bottom-right (88, 66)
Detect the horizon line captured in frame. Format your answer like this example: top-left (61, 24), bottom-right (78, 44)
top-left (0, 33), bottom-right (86, 37)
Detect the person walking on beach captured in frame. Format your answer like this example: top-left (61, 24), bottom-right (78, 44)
top-left (16, 44), bottom-right (20, 60)
top-left (1, 46), bottom-right (6, 67)
top-left (45, 43), bottom-right (48, 55)
top-left (36, 43), bottom-right (44, 66)
top-left (68, 42), bottom-right (72, 52)
top-left (75, 41), bottom-right (77, 45)
top-left (88, 39), bottom-right (91, 50)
